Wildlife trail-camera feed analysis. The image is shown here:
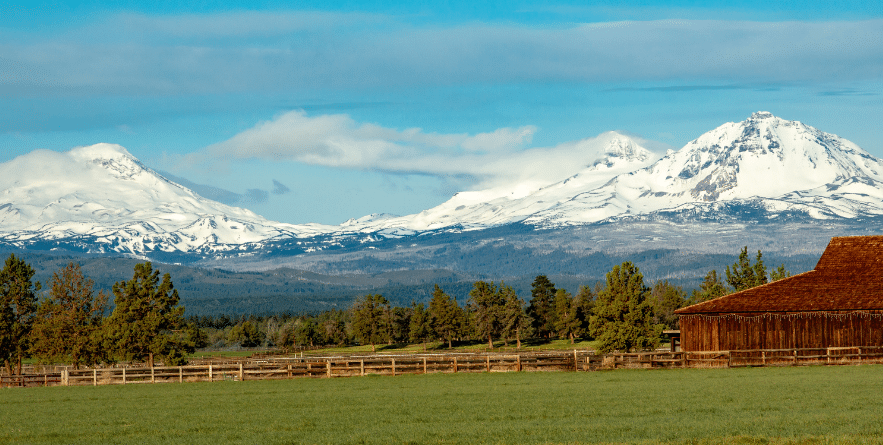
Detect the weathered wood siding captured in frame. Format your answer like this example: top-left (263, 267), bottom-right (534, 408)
top-left (680, 311), bottom-right (883, 351)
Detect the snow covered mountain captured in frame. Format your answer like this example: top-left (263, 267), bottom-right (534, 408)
top-left (0, 144), bottom-right (334, 255)
top-left (523, 111), bottom-right (883, 226)
top-left (337, 131), bottom-right (658, 234)
top-left (2, 113), bottom-right (882, 260)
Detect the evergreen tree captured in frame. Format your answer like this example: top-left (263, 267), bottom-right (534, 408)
top-left (229, 320), bottom-right (266, 347)
top-left (769, 264), bottom-right (792, 282)
top-left (689, 270), bottom-right (729, 303)
top-left (500, 285), bottom-right (531, 349)
top-left (293, 318), bottom-right (319, 348)
top-left (527, 275), bottom-right (557, 338)
top-left (469, 281), bottom-right (504, 349)
top-left (409, 302), bottom-right (433, 351)
top-left (0, 254), bottom-right (40, 375)
top-left (553, 289), bottom-right (582, 343)
top-left (30, 262), bottom-right (107, 368)
top-left (104, 262), bottom-right (193, 367)
top-left (351, 294), bottom-right (389, 352)
top-left (726, 247), bottom-right (768, 292)
top-left (589, 262), bottom-right (662, 353)
top-left (428, 285), bottom-right (463, 349)
top-left (648, 280), bottom-right (686, 330)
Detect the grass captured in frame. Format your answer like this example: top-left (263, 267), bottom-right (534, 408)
top-left (4, 364), bottom-right (883, 444)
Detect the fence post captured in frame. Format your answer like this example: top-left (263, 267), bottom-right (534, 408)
top-left (486, 356), bottom-right (490, 372)
top-left (326, 360), bottom-right (332, 378)
top-left (727, 351), bottom-right (732, 368)
top-left (123, 367), bottom-right (126, 385)
top-left (827, 348), bottom-right (831, 365)
top-left (762, 351), bottom-right (766, 366)
top-left (453, 357), bottom-right (458, 373)
top-left (682, 352), bottom-right (687, 368)
top-left (858, 347), bottom-right (862, 363)
top-left (239, 363), bottom-right (244, 382)
top-left (391, 359), bottom-right (396, 376)
top-left (793, 349), bottom-right (798, 366)
top-left (423, 357), bottom-right (427, 374)
top-left (360, 360), bottom-right (365, 377)
top-left (93, 369), bottom-right (97, 386)
top-left (63, 369), bottom-right (69, 386)
top-left (288, 364), bottom-right (292, 378)
top-left (573, 350), bottom-right (578, 371)
top-left (209, 364), bottom-right (213, 382)
top-left (517, 354), bottom-right (521, 372)
top-left (151, 366), bottom-right (155, 384)
top-left (180, 367), bottom-right (184, 383)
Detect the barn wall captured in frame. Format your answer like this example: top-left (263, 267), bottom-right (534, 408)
top-left (679, 311), bottom-right (883, 351)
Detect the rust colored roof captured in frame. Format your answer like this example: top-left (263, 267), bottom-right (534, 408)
top-left (675, 236), bottom-right (883, 314)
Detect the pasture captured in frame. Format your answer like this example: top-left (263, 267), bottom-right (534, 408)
top-left (3, 364), bottom-right (883, 444)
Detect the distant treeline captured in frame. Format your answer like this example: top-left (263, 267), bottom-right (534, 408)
top-left (0, 248), bottom-right (790, 374)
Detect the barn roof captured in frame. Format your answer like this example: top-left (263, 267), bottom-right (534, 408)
top-left (675, 236), bottom-right (883, 314)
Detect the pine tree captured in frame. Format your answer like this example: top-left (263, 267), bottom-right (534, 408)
top-left (769, 264), bottom-right (792, 281)
top-left (589, 262), bottom-right (662, 353)
top-left (409, 302), bottom-right (433, 351)
top-left (648, 280), bottom-right (686, 330)
top-left (351, 294), bottom-right (389, 353)
top-left (689, 270), bottom-right (729, 303)
top-left (30, 262), bottom-right (107, 368)
top-left (500, 285), bottom-right (531, 349)
top-left (0, 254), bottom-right (40, 376)
top-left (527, 275), bottom-right (557, 338)
top-left (469, 281), bottom-right (504, 349)
top-left (103, 262), bottom-right (193, 367)
top-left (726, 247), bottom-right (768, 292)
top-left (553, 289), bottom-right (583, 343)
top-left (429, 285), bottom-right (463, 349)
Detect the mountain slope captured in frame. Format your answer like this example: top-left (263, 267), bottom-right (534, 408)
top-left (336, 131), bottom-right (658, 234)
top-left (525, 112), bottom-right (883, 226)
top-left (0, 144), bottom-right (333, 254)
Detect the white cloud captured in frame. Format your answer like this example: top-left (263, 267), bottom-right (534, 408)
top-left (195, 110), bottom-right (664, 191)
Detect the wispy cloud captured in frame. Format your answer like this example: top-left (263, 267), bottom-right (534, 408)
top-left (3, 14), bottom-right (881, 96)
top-left (272, 179), bottom-right (291, 195)
top-left (191, 110), bottom-right (667, 190)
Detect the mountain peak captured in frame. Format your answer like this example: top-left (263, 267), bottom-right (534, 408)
top-left (69, 143), bottom-right (134, 161)
top-left (749, 111), bottom-right (775, 120)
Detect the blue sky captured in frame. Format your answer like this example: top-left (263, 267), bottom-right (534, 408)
top-left (2, 1), bottom-right (882, 225)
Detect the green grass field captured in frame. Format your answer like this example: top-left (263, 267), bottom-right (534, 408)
top-left (3, 365), bottom-right (883, 444)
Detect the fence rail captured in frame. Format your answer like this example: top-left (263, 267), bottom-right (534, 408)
top-left (3, 346), bottom-right (883, 388)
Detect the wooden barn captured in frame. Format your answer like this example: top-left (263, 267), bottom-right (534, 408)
top-left (675, 236), bottom-right (883, 352)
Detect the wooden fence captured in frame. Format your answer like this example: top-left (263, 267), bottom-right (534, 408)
top-left (0, 351), bottom-right (601, 388)
top-left (602, 346), bottom-right (883, 369)
top-left (4, 346), bottom-right (883, 388)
